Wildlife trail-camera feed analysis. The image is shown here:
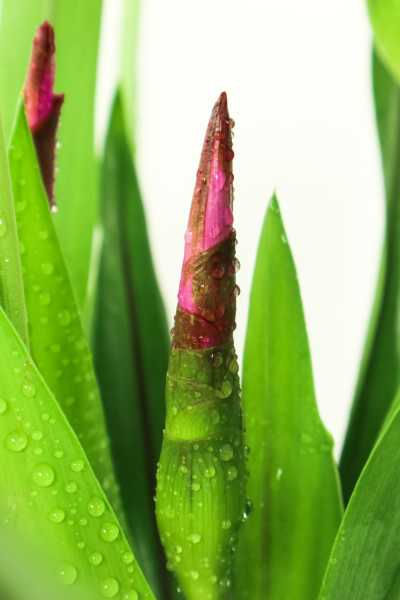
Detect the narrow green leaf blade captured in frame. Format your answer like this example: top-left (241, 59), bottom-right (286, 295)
top-left (320, 393), bottom-right (400, 599)
top-left (8, 105), bottom-right (123, 519)
top-left (94, 94), bottom-right (169, 595)
top-left (340, 52), bottom-right (400, 501)
top-left (235, 197), bottom-right (342, 600)
top-left (0, 0), bottom-right (102, 307)
top-left (367, 0), bottom-right (400, 84)
top-left (0, 305), bottom-right (155, 599)
top-left (0, 116), bottom-right (28, 344)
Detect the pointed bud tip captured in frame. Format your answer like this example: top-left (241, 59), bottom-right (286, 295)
top-left (24, 21), bottom-right (64, 207)
top-left (176, 92), bottom-right (237, 348)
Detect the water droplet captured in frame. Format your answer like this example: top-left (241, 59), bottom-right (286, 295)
top-left (71, 459), bottom-right (84, 473)
top-left (41, 262), bottom-right (54, 275)
top-left (5, 431), bottom-right (28, 452)
top-left (58, 310), bottom-right (71, 327)
top-left (233, 284), bottom-right (241, 297)
top-left (0, 399), bottom-right (8, 415)
top-left (88, 497), bottom-right (105, 517)
top-left (228, 358), bottom-right (239, 374)
top-left (209, 351), bottom-right (223, 367)
top-left (242, 499), bottom-right (253, 521)
top-left (0, 216), bottom-right (7, 238)
top-left (187, 533), bottom-right (201, 544)
top-left (216, 380), bottom-right (232, 399)
top-left (122, 551), bottom-right (134, 565)
top-left (122, 592), bottom-right (138, 600)
top-left (54, 449), bottom-right (64, 459)
top-left (65, 481), bottom-right (78, 494)
top-left (222, 520), bottom-right (232, 530)
top-left (22, 381), bottom-right (36, 398)
top-left (89, 552), bottom-right (103, 566)
top-left (39, 292), bottom-right (51, 306)
top-left (58, 563), bottom-right (77, 585)
top-left (31, 430), bottom-right (43, 441)
top-left (227, 466), bottom-right (238, 481)
top-left (190, 571), bottom-right (199, 581)
top-left (49, 508), bottom-right (65, 523)
top-left (211, 263), bottom-right (225, 280)
top-left (101, 577), bottom-right (119, 597)
top-left (100, 522), bottom-right (119, 542)
top-left (191, 481), bottom-right (201, 492)
top-left (204, 466), bottom-right (216, 479)
top-left (32, 464), bottom-right (55, 487)
top-left (281, 233), bottom-right (287, 244)
top-left (220, 444), bottom-right (234, 462)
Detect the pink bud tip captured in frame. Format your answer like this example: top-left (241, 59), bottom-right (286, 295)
top-left (24, 21), bottom-right (64, 208)
top-left (174, 92), bottom-right (237, 349)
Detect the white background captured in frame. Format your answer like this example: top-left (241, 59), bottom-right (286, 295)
top-left (97, 1), bottom-right (384, 456)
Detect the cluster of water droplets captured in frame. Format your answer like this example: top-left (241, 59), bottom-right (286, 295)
top-left (0, 340), bottom-right (141, 599)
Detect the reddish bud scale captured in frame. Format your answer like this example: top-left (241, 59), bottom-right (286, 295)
top-left (24, 21), bottom-right (64, 208)
top-left (175, 92), bottom-right (236, 349)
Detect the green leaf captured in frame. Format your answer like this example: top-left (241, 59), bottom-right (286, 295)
top-left (0, 527), bottom-right (92, 600)
top-left (235, 196), bottom-right (343, 600)
top-left (8, 105), bottom-right (123, 519)
top-left (0, 304), bottom-right (155, 599)
top-left (367, 0), bottom-right (400, 84)
top-left (340, 52), bottom-right (400, 501)
top-left (93, 93), bottom-right (170, 595)
top-left (0, 0), bottom-right (102, 308)
top-left (319, 391), bottom-right (400, 600)
top-left (0, 116), bottom-right (28, 344)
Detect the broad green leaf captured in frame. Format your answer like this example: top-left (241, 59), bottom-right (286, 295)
top-left (340, 52), bottom-right (400, 501)
top-left (0, 116), bottom-right (28, 344)
top-left (94, 93), bottom-right (169, 595)
top-left (367, 0), bottom-right (400, 84)
top-left (235, 197), bottom-right (343, 600)
top-left (319, 391), bottom-right (400, 600)
top-left (0, 304), bottom-right (155, 599)
top-left (8, 105), bottom-right (123, 519)
top-left (0, 528), bottom-right (91, 600)
top-left (0, 0), bottom-right (102, 308)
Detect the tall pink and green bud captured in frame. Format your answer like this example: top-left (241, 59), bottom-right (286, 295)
top-left (24, 21), bottom-right (64, 210)
top-left (156, 93), bottom-right (246, 600)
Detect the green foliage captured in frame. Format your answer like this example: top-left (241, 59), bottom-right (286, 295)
top-left (235, 197), bottom-right (342, 600)
top-left (0, 0), bottom-right (102, 309)
top-left (320, 393), bottom-right (400, 599)
top-left (94, 93), bottom-right (169, 596)
top-left (368, 0), bottom-right (400, 84)
top-left (340, 52), bottom-right (400, 501)
top-left (0, 3), bottom-right (399, 600)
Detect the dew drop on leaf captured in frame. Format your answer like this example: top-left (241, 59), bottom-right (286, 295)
top-left (65, 481), bottom-right (78, 494)
top-left (204, 466), bottom-right (216, 479)
top-left (122, 592), bottom-right (139, 600)
top-left (21, 381), bottom-right (36, 398)
top-left (122, 551), bottom-right (134, 565)
top-left (49, 508), bottom-right (65, 524)
top-left (216, 380), bottom-right (232, 399)
top-left (5, 431), bottom-right (28, 452)
top-left (220, 444), bottom-right (234, 462)
top-left (227, 466), bottom-right (238, 481)
top-left (89, 552), bottom-right (103, 566)
top-left (70, 459), bottom-right (84, 473)
top-left (88, 497), bottom-right (105, 517)
top-left (0, 399), bottom-right (8, 415)
top-left (101, 577), bottom-right (120, 597)
top-left (32, 463), bottom-right (55, 487)
top-left (100, 522), bottom-right (119, 542)
top-left (58, 563), bottom-right (77, 585)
